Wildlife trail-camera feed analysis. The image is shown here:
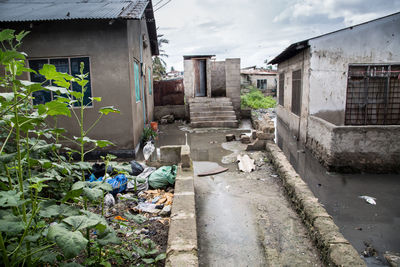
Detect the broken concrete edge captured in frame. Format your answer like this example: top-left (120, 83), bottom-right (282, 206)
top-left (165, 164), bottom-right (198, 267)
top-left (265, 141), bottom-right (366, 267)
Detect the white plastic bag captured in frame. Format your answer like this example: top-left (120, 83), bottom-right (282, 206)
top-left (143, 141), bottom-right (155, 160)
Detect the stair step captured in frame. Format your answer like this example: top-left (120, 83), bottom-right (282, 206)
top-left (190, 106), bottom-right (233, 112)
top-left (189, 97), bottom-right (232, 103)
top-left (190, 120), bottom-right (238, 128)
top-left (191, 115), bottom-right (237, 122)
top-left (190, 111), bottom-right (235, 117)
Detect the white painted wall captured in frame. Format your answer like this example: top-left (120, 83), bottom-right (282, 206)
top-left (308, 13), bottom-right (400, 124)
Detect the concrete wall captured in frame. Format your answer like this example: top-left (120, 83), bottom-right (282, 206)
top-left (308, 13), bottom-right (400, 125)
top-left (127, 18), bottom-right (155, 147)
top-left (154, 105), bottom-right (187, 120)
top-left (276, 50), bottom-right (311, 143)
top-left (8, 18), bottom-right (153, 150)
top-left (307, 116), bottom-right (400, 172)
top-left (211, 61), bottom-right (226, 96)
top-left (225, 58), bottom-right (241, 113)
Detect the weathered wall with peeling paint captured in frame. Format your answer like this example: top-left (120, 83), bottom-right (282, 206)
top-left (308, 13), bottom-right (400, 125)
top-left (276, 13), bottom-right (400, 172)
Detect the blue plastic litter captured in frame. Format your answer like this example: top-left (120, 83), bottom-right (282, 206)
top-left (88, 173), bottom-right (102, 182)
top-left (105, 174), bottom-right (127, 195)
top-left (87, 173), bottom-right (127, 195)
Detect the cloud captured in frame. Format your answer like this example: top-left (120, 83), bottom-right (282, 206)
top-left (154, 0), bottom-right (400, 70)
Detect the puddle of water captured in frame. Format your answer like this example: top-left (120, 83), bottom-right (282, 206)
top-left (276, 119), bottom-right (400, 266)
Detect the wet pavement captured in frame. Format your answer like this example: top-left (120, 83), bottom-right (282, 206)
top-left (276, 119), bottom-right (400, 266)
top-left (156, 121), bottom-right (323, 266)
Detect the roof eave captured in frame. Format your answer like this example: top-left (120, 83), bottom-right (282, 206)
top-left (269, 40), bottom-right (309, 65)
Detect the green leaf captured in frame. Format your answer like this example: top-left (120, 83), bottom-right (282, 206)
top-left (25, 233), bottom-right (40, 242)
top-left (46, 85), bottom-right (69, 95)
top-left (39, 251), bottom-right (59, 264)
top-left (97, 228), bottom-right (120, 246)
top-left (0, 213), bottom-right (24, 234)
top-left (0, 92), bottom-right (14, 101)
top-left (60, 262), bottom-right (84, 267)
top-left (89, 97), bottom-right (101, 102)
top-left (74, 161), bottom-right (92, 170)
top-left (155, 253), bottom-right (167, 262)
top-left (0, 190), bottom-right (23, 207)
top-left (15, 30), bottom-right (29, 42)
top-left (132, 243), bottom-right (147, 258)
top-left (100, 261), bottom-right (111, 267)
top-left (71, 181), bottom-right (87, 191)
top-left (142, 258), bottom-right (155, 264)
top-left (92, 181), bottom-right (112, 192)
top-left (124, 213), bottom-right (146, 224)
top-left (0, 29), bottom-right (15, 42)
top-left (38, 159), bottom-right (52, 169)
top-left (62, 188), bottom-right (83, 203)
top-left (83, 187), bottom-right (103, 201)
top-left (44, 100), bottom-right (71, 117)
top-left (76, 79), bottom-right (88, 88)
top-left (63, 215), bottom-right (97, 231)
top-left (63, 211), bottom-right (106, 231)
top-left (99, 106), bottom-right (120, 115)
top-left (70, 91), bottom-right (83, 99)
top-left (47, 223), bottom-right (88, 259)
top-left (96, 140), bottom-right (114, 148)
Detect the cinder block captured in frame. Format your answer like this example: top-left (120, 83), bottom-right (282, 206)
top-left (160, 145), bottom-right (182, 164)
top-left (180, 145), bottom-right (192, 169)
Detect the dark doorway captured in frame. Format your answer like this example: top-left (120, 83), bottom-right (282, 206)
top-left (195, 59), bottom-right (207, 97)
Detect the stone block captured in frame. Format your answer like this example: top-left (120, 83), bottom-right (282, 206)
top-left (240, 134), bottom-right (251, 144)
top-left (256, 131), bottom-right (274, 140)
top-left (226, 134), bottom-right (236, 142)
top-left (180, 145), bottom-right (192, 169)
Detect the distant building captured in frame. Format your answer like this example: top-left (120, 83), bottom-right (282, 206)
top-left (165, 70), bottom-right (184, 79)
top-left (240, 66), bottom-right (278, 96)
top-left (270, 12), bottom-right (400, 172)
top-left (183, 55), bottom-right (240, 128)
top-left (0, 0), bottom-right (159, 153)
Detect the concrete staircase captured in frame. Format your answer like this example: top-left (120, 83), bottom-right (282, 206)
top-left (189, 97), bottom-right (238, 128)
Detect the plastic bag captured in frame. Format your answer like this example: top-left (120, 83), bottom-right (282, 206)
top-left (143, 141), bottom-right (155, 161)
top-left (130, 160), bottom-right (144, 176)
top-left (104, 193), bottom-right (115, 207)
top-left (105, 174), bottom-right (127, 195)
top-left (148, 165), bottom-right (177, 189)
top-left (127, 167), bottom-right (156, 192)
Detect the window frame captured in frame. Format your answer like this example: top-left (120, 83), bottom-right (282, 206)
top-left (28, 56), bottom-right (93, 108)
top-left (257, 79), bottom-right (267, 90)
top-left (279, 73), bottom-right (285, 106)
top-left (134, 61), bottom-right (141, 102)
top-left (148, 66), bottom-right (152, 95)
top-left (291, 69), bottom-right (302, 116)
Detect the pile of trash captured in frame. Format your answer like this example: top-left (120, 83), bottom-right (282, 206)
top-left (85, 160), bottom-right (177, 220)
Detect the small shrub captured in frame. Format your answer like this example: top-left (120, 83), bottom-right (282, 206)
top-left (241, 87), bottom-right (277, 109)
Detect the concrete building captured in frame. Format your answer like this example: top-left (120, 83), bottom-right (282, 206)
top-left (240, 67), bottom-right (278, 96)
top-left (0, 0), bottom-right (159, 154)
top-left (270, 12), bottom-right (400, 172)
top-left (183, 55), bottom-right (241, 128)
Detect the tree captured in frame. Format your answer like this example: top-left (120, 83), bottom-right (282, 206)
top-left (152, 34), bottom-right (169, 80)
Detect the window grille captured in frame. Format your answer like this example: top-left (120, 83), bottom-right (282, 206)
top-left (345, 65), bottom-right (400, 125)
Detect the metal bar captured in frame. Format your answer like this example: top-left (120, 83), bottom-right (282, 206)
top-left (383, 65), bottom-right (390, 124)
top-left (363, 66), bottom-right (370, 125)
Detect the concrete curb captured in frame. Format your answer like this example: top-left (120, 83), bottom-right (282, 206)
top-left (165, 165), bottom-right (198, 267)
top-left (265, 141), bottom-right (366, 267)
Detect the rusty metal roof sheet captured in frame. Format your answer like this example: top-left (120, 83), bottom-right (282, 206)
top-left (0, 0), bottom-right (149, 22)
top-left (241, 69), bottom-right (278, 75)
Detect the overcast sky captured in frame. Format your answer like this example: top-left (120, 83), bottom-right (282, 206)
top-left (153, 0), bottom-right (400, 71)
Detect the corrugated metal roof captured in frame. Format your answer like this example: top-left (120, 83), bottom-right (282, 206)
top-left (241, 69), bottom-right (278, 75)
top-left (0, 0), bottom-right (149, 22)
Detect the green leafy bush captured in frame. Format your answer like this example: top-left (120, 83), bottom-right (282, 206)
top-left (241, 87), bottom-right (277, 109)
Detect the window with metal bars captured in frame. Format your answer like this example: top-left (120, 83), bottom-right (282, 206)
top-left (279, 73), bottom-right (284, 106)
top-left (345, 64), bottom-right (400, 125)
top-left (291, 69), bottom-right (302, 116)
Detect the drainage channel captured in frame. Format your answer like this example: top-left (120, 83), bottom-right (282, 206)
top-left (276, 119), bottom-right (400, 266)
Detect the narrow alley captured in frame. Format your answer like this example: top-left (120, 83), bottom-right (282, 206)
top-left (156, 122), bottom-right (322, 266)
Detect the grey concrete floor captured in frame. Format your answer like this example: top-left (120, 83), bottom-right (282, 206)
top-left (156, 122), bottom-right (323, 266)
